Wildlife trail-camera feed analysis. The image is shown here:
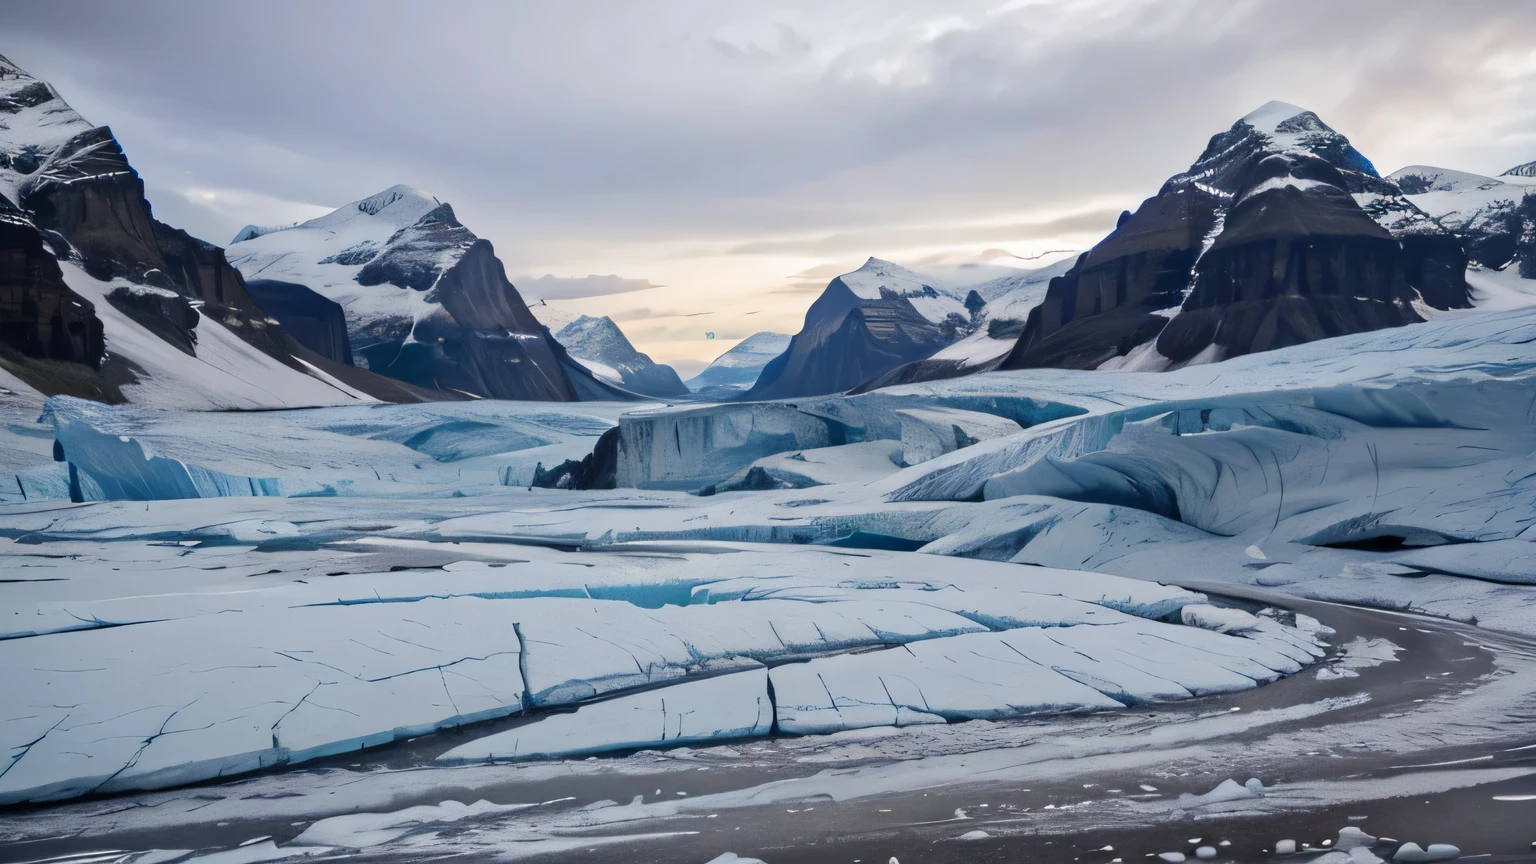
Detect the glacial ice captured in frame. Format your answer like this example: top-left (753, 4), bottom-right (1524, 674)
top-left (6, 291), bottom-right (1536, 817)
top-left (438, 667), bottom-right (774, 763)
top-left (1176, 778), bottom-right (1266, 808)
top-left (0, 535), bottom-right (1311, 805)
top-left (35, 396), bottom-right (630, 501)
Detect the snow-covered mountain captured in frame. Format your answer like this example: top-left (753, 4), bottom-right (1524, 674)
top-left (854, 256), bottom-right (1075, 391)
top-left (744, 257), bottom-right (971, 400)
top-left (1388, 164), bottom-right (1535, 281)
top-left (552, 315), bottom-right (687, 398)
top-left (0, 52), bottom-right (401, 409)
top-left (1504, 159), bottom-right (1536, 178)
top-left (685, 331), bottom-right (791, 397)
top-left (1001, 101), bottom-right (1473, 373)
top-left (227, 187), bottom-right (628, 401)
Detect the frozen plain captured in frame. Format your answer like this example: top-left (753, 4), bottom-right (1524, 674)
top-left (3, 298), bottom-right (1536, 862)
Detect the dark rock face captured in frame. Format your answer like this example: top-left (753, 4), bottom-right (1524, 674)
top-left (530, 426), bottom-right (620, 490)
top-left (20, 127), bottom-right (167, 287)
top-left (105, 286), bottom-right (200, 356)
top-left (1004, 190), bottom-right (1213, 369)
top-left (359, 239), bottom-right (580, 401)
top-left (356, 203), bottom-right (472, 292)
top-left (746, 261), bottom-right (961, 400)
top-left (244, 279), bottom-right (353, 365)
top-left (1157, 184), bottom-right (1420, 363)
top-left (151, 220), bottom-right (258, 310)
top-left (0, 207), bottom-right (104, 367)
top-left (1000, 103), bottom-right (1460, 372)
top-left (749, 292), bottom-right (950, 399)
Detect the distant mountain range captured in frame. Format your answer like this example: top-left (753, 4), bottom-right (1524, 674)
top-left (4, 51), bottom-right (1532, 408)
top-left (778, 101), bottom-right (1533, 394)
top-left (0, 52), bottom-right (426, 409)
top-left (227, 186), bottom-right (635, 401)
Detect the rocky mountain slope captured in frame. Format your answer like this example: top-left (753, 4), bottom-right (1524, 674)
top-left (685, 331), bottom-right (790, 398)
top-left (227, 187), bottom-right (632, 401)
top-left (553, 314), bottom-right (687, 398)
top-left (744, 258), bottom-right (971, 400)
top-left (1388, 164), bottom-right (1535, 280)
top-left (854, 256), bottom-right (1075, 391)
top-left (999, 101), bottom-right (1472, 373)
top-left (0, 52), bottom-right (416, 408)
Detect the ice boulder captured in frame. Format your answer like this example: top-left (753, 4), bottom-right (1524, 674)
top-left (1391, 843), bottom-right (1459, 863)
top-left (1180, 604), bottom-right (1261, 634)
top-left (1177, 778), bottom-right (1266, 808)
top-left (1336, 826), bottom-right (1378, 850)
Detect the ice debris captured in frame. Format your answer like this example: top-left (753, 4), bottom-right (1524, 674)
top-left (1176, 778), bottom-right (1266, 807)
top-left (1391, 843), bottom-right (1460, 862)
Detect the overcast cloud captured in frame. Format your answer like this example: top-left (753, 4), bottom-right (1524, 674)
top-left (3, 0), bottom-right (1534, 365)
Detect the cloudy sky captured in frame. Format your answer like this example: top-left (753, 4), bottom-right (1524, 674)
top-left (4, 0), bottom-right (1534, 376)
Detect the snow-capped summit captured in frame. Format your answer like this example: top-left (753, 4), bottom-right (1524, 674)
top-left (553, 315), bottom-right (687, 398)
top-left (302, 184), bottom-right (442, 233)
top-left (1236, 100), bottom-right (1313, 133)
top-left (1391, 165), bottom-right (1508, 195)
top-left (744, 259), bottom-right (972, 400)
top-left (997, 102), bottom-right (1469, 374)
top-left (229, 186), bottom-right (624, 401)
top-left (685, 331), bottom-right (791, 396)
top-left (1389, 164), bottom-right (1536, 279)
top-left (855, 255), bottom-right (1075, 391)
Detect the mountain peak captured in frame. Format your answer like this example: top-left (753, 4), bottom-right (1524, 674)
top-left (837, 257), bottom-right (944, 300)
top-left (557, 315), bottom-right (636, 354)
top-left (1504, 159), bottom-right (1536, 178)
top-left (1237, 100), bottom-right (1313, 133)
top-left (295, 185), bottom-right (442, 233)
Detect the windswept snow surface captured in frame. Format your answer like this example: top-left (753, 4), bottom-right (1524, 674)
top-left (54, 263), bottom-right (374, 410)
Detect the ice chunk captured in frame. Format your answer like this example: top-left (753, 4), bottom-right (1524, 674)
top-left (1315, 851), bottom-right (1385, 864)
top-left (437, 668), bottom-right (774, 763)
top-left (1180, 604), bottom-right (1261, 634)
top-left (1177, 778), bottom-right (1265, 807)
top-left (1391, 843), bottom-right (1459, 862)
top-left (1337, 826), bottom-right (1378, 850)
top-left (1318, 637), bottom-right (1402, 681)
top-left (1276, 839), bottom-right (1298, 855)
